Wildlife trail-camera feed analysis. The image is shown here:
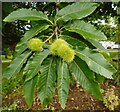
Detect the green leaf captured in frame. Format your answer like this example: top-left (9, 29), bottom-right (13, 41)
top-left (14, 39), bottom-right (27, 57)
top-left (24, 75), bottom-right (37, 107)
top-left (38, 57), bottom-right (56, 107)
top-left (3, 51), bottom-right (32, 79)
top-left (15, 24), bottom-right (49, 56)
top-left (87, 39), bottom-right (106, 51)
top-left (3, 8), bottom-right (48, 22)
top-left (75, 47), bottom-right (117, 79)
top-left (69, 56), bottom-right (102, 100)
top-left (99, 51), bottom-right (110, 59)
top-left (56, 2), bottom-right (97, 22)
top-left (57, 59), bottom-right (70, 109)
top-left (25, 49), bottom-right (50, 82)
top-left (60, 35), bottom-right (87, 47)
top-left (65, 20), bottom-right (107, 40)
top-left (23, 57), bottom-right (32, 75)
top-left (95, 73), bottom-right (105, 84)
top-left (24, 24), bottom-right (50, 41)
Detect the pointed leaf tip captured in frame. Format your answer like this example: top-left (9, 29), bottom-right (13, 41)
top-left (57, 59), bottom-right (70, 109)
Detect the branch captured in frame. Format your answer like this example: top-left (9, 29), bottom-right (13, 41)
top-left (56, 0), bottom-right (59, 14)
top-left (44, 32), bottom-right (55, 43)
top-left (55, 0), bottom-right (60, 23)
top-left (55, 27), bottom-right (59, 39)
top-left (44, 26), bottom-right (59, 43)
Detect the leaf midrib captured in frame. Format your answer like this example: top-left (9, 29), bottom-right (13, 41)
top-left (26, 50), bottom-right (50, 81)
top-left (73, 60), bottom-right (88, 81)
top-left (72, 60), bottom-right (95, 95)
top-left (58, 60), bottom-right (65, 104)
top-left (67, 28), bottom-right (105, 40)
top-left (57, 5), bottom-right (96, 21)
top-left (61, 61), bottom-right (64, 100)
top-left (72, 60), bottom-right (102, 100)
top-left (4, 14), bottom-right (48, 22)
top-left (24, 25), bottom-right (49, 40)
top-left (45, 58), bottom-right (53, 97)
top-left (8, 51), bottom-right (31, 79)
top-left (76, 50), bottom-right (113, 75)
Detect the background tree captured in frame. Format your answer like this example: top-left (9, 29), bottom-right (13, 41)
top-left (2, 2), bottom-right (33, 56)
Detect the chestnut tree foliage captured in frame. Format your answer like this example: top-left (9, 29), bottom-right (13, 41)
top-left (3, 2), bottom-right (117, 109)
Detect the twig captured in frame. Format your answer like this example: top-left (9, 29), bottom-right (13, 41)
top-left (56, 0), bottom-right (59, 14)
top-left (55, 27), bottom-right (59, 39)
top-left (55, 0), bottom-right (60, 24)
top-left (44, 32), bottom-right (55, 43)
top-left (46, 19), bottom-right (54, 26)
top-left (44, 25), bottom-right (60, 43)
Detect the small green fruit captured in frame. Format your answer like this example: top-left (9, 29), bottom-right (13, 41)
top-left (57, 44), bottom-right (75, 63)
top-left (28, 38), bottom-right (43, 51)
top-left (50, 38), bottom-right (68, 55)
top-left (50, 38), bottom-right (75, 62)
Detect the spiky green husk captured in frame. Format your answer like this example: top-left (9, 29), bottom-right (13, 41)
top-left (57, 44), bottom-right (75, 63)
top-left (50, 38), bottom-right (68, 55)
top-left (28, 38), bottom-right (43, 51)
top-left (50, 38), bottom-right (75, 62)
